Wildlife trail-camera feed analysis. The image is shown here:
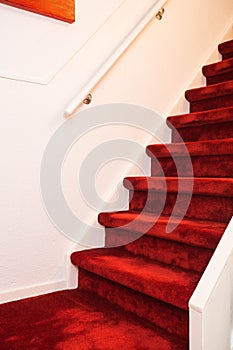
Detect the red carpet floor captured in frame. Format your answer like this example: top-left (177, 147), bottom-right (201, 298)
top-left (0, 290), bottom-right (186, 350)
top-left (1, 39), bottom-right (233, 349)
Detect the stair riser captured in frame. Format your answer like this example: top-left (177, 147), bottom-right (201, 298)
top-left (128, 191), bottom-right (233, 222)
top-left (190, 94), bottom-right (233, 112)
top-left (151, 154), bottom-right (233, 178)
top-left (222, 52), bottom-right (233, 60)
top-left (105, 227), bottom-right (213, 273)
top-left (171, 121), bottom-right (233, 142)
top-left (78, 268), bottom-right (189, 341)
top-left (207, 71), bottom-right (233, 85)
top-left (105, 226), bottom-right (143, 247)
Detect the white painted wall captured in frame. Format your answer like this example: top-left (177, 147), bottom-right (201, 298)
top-left (0, 0), bottom-right (125, 83)
top-left (89, 1), bottom-right (233, 117)
top-left (0, 0), bottom-right (232, 303)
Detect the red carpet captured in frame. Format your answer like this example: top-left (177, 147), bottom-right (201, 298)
top-left (1, 39), bottom-right (233, 349)
top-left (0, 289), bottom-right (186, 350)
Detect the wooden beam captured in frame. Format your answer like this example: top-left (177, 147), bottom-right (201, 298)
top-left (0, 0), bottom-right (75, 23)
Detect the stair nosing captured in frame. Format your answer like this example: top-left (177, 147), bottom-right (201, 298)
top-left (146, 138), bottom-right (233, 158)
top-left (202, 57), bottom-right (233, 78)
top-left (99, 211), bottom-right (226, 232)
top-left (185, 80), bottom-right (233, 102)
top-left (123, 176), bottom-right (233, 197)
top-left (167, 106), bottom-right (233, 129)
top-left (218, 40), bottom-right (233, 55)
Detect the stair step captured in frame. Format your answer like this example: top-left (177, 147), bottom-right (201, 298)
top-left (121, 229), bottom-right (212, 273)
top-left (167, 106), bottom-right (233, 142)
top-left (71, 248), bottom-right (201, 310)
top-left (167, 106), bottom-right (233, 129)
top-left (146, 138), bottom-right (233, 177)
top-left (219, 39), bottom-right (233, 60)
top-left (124, 177), bottom-right (233, 197)
top-left (147, 138), bottom-right (233, 158)
top-left (202, 58), bottom-right (233, 85)
top-left (124, 177), bottom-right (233, 222)
top-left (78, 268), bottom-right (189, 341)
top-left (185, 80), bottom-right (233, 112)
top-left (98, 212), bottom-right (226, 250)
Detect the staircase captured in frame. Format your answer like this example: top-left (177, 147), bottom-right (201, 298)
top-left (71, 39), bottom-right (233, 349)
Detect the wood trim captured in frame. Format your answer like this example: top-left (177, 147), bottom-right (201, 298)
top-left (0, 0), bottom-right (75, 23)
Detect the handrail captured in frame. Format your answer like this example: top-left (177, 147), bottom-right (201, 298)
top-left (189, 216), bottom-right (233, 350)
top-left (64, 0), bottom-right (167, 118)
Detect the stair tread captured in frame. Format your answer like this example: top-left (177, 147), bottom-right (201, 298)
top-left (167, 106), bottom-right (233, 129)
top-left (79, 269), bottom-right (189, 341)
top-left (146, 138), bottom-right (233, 158)
top-left (98, 211), bottom-right (226, 249)
top-left (185, 80), bottom-right (233, 102)
top-left (202, 58), bottom-right (233, 77)
top-left (71, 248), bottom-right (200, 310)
top-left (123, 176), bottom-right (233, 197)
top-left (219, 39), bottom-right (233, 55)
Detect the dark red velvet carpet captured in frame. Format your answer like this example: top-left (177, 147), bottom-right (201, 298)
top-left (1, 39), bottom-right (233, 350)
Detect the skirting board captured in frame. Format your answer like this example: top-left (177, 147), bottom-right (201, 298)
top-left (0, 280), bottom-right (68, 305)
top-left (0, 253), bottom-right (78, 304)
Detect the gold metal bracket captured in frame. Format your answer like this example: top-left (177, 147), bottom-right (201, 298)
top-left (83, 93), bottom-right (92, 105)
top-left (155, 8), bottom-right (165, 20)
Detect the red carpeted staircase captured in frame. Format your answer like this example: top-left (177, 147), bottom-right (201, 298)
top-left (71, 39), bottom-right (233, 349)
top-left (1, 39), bottom-right (233, 350)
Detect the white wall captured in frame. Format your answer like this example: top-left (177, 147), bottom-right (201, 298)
top-left (0, 0), bottom-right (125, 83)
top-left (89, 0), bottom-right (233, 117)
top-left (0, 0), bottom-right (233, 303)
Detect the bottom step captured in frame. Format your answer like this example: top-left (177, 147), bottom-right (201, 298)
top-left (71, 248), bottom-right (201, 311)
top-left (0, 289), bottom-right (187, 350)
top-left (79, 268), bottom-right (189, 341)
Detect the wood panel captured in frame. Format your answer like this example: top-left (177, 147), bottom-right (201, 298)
top-left (0, 0), bottom-right (75, 23)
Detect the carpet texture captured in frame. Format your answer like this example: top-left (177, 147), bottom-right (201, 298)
top-left (1, 39), bottom-right (233, 350)
top-left (0, 290), bottom-right (186, 350)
